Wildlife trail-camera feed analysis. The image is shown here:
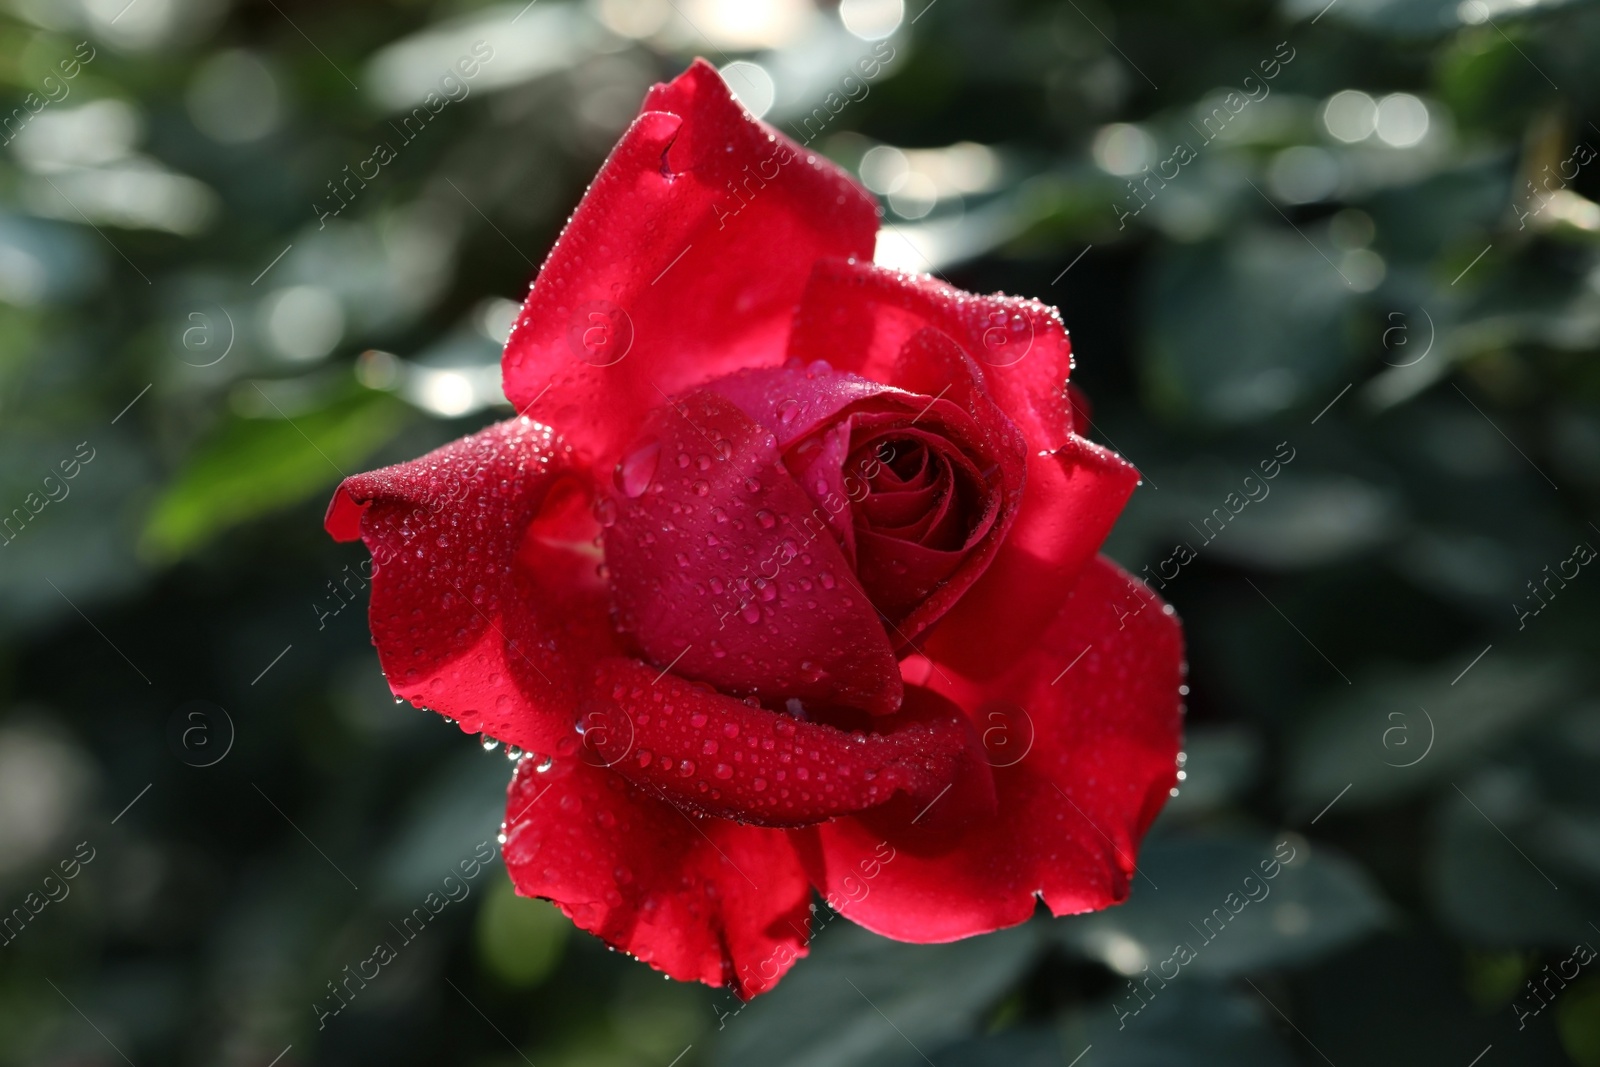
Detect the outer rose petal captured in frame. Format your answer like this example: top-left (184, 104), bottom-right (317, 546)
top-left (583, 659), bottom-right (985, 828)
top-left (925, 435), bottom-right (1139, 680)
top-left (502, 757), bottom-right (812, 998)
top-left (791, 557), bottom-right (1184, 943)
top-left (325, 418), bottom-right (606, 753)
top-left (501, 59), bottom-right (878, 467)
top-left (788, 258), bottom-right (1140, 674)
top-left (789, 258), bottom-right (1074, 455)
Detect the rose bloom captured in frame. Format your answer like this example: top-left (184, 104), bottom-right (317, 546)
top-left (327, 60), bottom-right (1183, 998)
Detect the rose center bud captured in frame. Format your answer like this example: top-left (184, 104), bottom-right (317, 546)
top-left (599, 358), bottom-right (1020, 722)
top-left (813, 423), bottom-right (996, 623)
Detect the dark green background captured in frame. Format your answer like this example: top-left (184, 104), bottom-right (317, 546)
top-left (2, 0), bottom-right (1598, 1063)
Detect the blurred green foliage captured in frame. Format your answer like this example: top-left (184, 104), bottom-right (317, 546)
top-left (2, 0), bottom-right (1599, 1064)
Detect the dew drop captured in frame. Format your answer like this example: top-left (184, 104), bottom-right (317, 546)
top-left (615, 439), bottom-right (660, 498)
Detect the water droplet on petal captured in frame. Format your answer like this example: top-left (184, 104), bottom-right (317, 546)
top-left (615, 439), bottom-right (660, 498)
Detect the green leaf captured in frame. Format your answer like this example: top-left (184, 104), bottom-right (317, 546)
top-left (1286, 657), bottom-right (1571, 811)
top-left (1142, 229), bottom-right (1357, 426)
top-left (1160, 725), bottom-right (1262, 820)
top-left (1560, 975), bottom-right (1600, 1067)
top-left (1053, 835), bottom-right (1388, 977)
top-left (1430, 767), bottom-right (1600, 945)
top-left (474, 877), bottom-right (567, 988)
top-left (1056, 982), bottom-right (1297, 1066)
top-left (141, 386), bottom-right (408, 560)
top-left (713, 921), bottom-right (1039, 1067)
top-left (1296, 0), bottom-right (1583, 38)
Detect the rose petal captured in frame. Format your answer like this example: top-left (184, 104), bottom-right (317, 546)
top-left (853, 529), bottom-right (966, 622)
top-left (325, 418), bottom-right (606, 752)
top-left (792, 556), bottom-right (1183, 943)
top-left (501, 60), bottom-right (878, 468)
top-left (875, 328), bottom-right (1027, 647)
top-left (502, 756), bottom-right (812, 998)
top-left (789, 258), bottom-right (1074, 453)
top-left (925, 435), bottom-right (1139, 679)
top-left (603, 389), bottom-right (904, 716)
top-left (789, 262), bottom-right (1138, 672)
top-left (579, 658), bottom-right (981, 828)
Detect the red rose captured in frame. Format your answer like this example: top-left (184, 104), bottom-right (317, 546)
top-left (326, 60), bottom-right (1183, 998)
